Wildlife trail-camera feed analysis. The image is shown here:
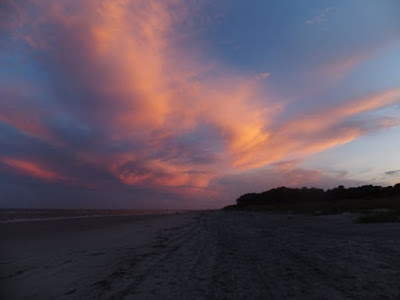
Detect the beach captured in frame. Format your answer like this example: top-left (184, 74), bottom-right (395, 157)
top-left (2, 211), bottom-right (400, 299)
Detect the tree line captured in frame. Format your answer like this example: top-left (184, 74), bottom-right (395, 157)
top-left (235, 184), bottom-right (400, 207)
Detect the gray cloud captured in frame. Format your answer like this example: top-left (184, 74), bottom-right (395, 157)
top-left (385, 170), bottom-right (400, 176)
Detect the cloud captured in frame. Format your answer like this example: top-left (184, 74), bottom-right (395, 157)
top-left (306, 7), bottom-right (334, 25)
top-left (232, 88), bottom-right (400, 169)
top-left (385, 170), bottom-right (400, 176)
top-left (1, 0), bottom-right (277, 185)
top-left (0, 85), bottom-right (57, 143)
top-left (271, 159), bottom-right (301, 171)
top-left (0, 0), bottom-right (399, 208)
top-left (1, 157), bottom-right (72, 184)
top-left (333, 170), bottom-right (348, 179)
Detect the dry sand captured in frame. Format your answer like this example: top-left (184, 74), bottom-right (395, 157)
top-left (1, 211), bottom-right (400, 299)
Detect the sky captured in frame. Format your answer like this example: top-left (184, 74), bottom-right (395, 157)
top-left (0, 0), bottom-right (400, 209)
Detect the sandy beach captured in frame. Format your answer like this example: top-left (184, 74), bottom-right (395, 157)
top-left (2, 211), bottom-right (400, 299)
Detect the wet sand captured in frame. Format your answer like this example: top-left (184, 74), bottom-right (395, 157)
top-left (1, 211), bottom-right (400, 299)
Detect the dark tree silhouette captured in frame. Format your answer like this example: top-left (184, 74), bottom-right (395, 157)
top-left (231, 184), bottom-right (400, 212)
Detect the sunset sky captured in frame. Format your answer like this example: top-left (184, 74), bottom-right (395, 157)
top-left (1, 0), bottom-right (400, 209)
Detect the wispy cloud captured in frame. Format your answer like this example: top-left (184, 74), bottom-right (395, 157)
top-left (385, 170), bottom-right (400, 176)
top-left (0, 157), bottom-right (80, 186)
top-left (306, 7), bottom-right (334, 25)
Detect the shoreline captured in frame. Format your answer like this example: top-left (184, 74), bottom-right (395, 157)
top-left (0, 211), bottom-right (182, 224)
top-left (0, 208), bottom-right (189, 224)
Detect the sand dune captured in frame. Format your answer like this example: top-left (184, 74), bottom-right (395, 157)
top-left (1, 211), bottom-right (400, 299)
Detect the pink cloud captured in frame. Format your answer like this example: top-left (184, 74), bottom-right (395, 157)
top-left (1, 0), bottom-right (399, 202)
top-left (0, 86), bottom-right (57, 143)
top-left (2, 157), bottom-right (70, 183)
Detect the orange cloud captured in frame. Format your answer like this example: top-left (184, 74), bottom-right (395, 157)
top-left (267, 88), bottom-right (400, 155)
top-left (109, 158), bottom-right (213, 188)
top-left (2, 0), bottom-right (400, 195)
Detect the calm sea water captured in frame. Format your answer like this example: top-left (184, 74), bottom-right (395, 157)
top-left (0, 208), bottom-right (182, 223)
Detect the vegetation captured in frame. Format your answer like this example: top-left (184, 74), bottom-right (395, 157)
top-left (224, 184), bottom-right (400, 217)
